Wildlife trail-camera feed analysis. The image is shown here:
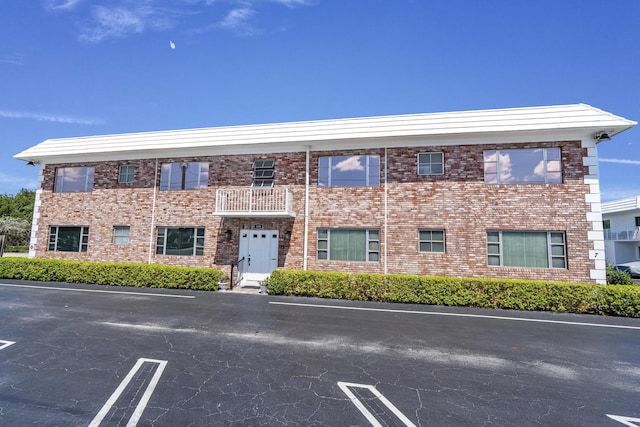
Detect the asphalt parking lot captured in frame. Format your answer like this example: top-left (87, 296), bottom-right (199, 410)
top-left (0, 279), bottom-right (639, 426)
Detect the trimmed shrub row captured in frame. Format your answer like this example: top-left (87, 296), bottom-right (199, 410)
top-left (0, 257), bottom-right (223, 290)
top-left (267, 270), bottom-right (640, 317)
top-left (5, 246), bottom-right (28, 253)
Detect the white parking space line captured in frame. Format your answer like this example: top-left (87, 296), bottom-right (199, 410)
top-left (270, 302), bottom-right (640, 330)
top-left (607, 414), bottom-right (640, 426)
top-left (0, 283), bottom-right (195, 299)
top-left (89, 358), bottom-right (168, 427)
top-left (338, 382), bottom-right (416, 427)
top-left (0, 340), bottom-right (15, 351)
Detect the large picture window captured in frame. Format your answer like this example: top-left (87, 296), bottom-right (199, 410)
top-left (318, 155), bottom-right (380, 187)
top-left (487, 231), bottom-right (566, 268)
top-left (54, 167), bottom-right (95, 193)
top-left (159, 162), bottom-right (208, 190)
top-left (49, 226), bottom-right (89, 252)
top-left (156, 227), bottom-right (205, 256)
top-left (317, 228), bottom-right (379, 262)
top-left (484, 148), bottom-right (561, 184)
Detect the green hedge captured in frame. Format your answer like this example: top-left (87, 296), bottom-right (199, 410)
top-left (5, 246), bottom-right (28, 253)
top-left (0, 257), bottom-right (223, 290)
top-left (267, 270), bottom-right (640, 317)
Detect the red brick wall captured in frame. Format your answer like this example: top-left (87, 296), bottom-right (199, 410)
top-left (35, 140), bottom-right (594, 282)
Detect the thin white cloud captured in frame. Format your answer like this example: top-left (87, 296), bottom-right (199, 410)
top-left (48, 0), bottom-right (315, 42)
top-left (79, 6), bottom-right (149, 43)
top-left (270, 0), bottom-right (313, 7)
top-left (0, 54), bottom-right (24, 66)
top-left (217, 7), bottom-right (259, 35)
top-left (600, 158), bottom-right (640, 166)
top-left (0, 171), bottom-right (38, 192)
top-left (601, 187), bottom-right (640, 202)
top-left (46, 0), bottom-right (82, 11)
top-left (0, 109), bottom-right (104, 125)
top-left (79, 4), bottom-right (177, 43)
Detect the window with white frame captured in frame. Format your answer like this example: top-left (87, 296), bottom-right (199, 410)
top-left (49, 226), bottom-right (89, 252)
top-left (54, 167), bottom-right (95, 193)
top-left (418, 229), bottom-right (445, 253)
top-left (484, 148), bottom-right (562, 184)
top-left (159, 162), bottom-right (208, 190)
top-left (318, 155), bottom-right (380, 187)
top-left (317, 228), bottom-right (379, 262)
top-left (418, 152), bottom-right (444, 175)
top-left (156, 227), bottom-right (205, 256)
top-left (487, 231), bottom-right (566, 268)
top-left (113, 226), bottom-right (130, 245)
top-left (118, 165), bottom-right (135, 183)
top-left (253, 159), bottom-right (275, 187)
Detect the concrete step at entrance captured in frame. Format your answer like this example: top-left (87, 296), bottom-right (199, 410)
top-left (239, 272), bottom-right (269, 288)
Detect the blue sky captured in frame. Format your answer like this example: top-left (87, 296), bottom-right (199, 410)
top-left (1, 0), bottom-right (639, 201)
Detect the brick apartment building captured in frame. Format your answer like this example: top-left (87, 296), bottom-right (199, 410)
top-left (14, 104), bottom-right (636, 286)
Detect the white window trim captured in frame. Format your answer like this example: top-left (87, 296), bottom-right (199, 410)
top-left (317, 228), bottom-right (380, 262)
top-left (48, 226), bottom-right (89, 252)
top-left (487, 230), bottom-right (567, 269)
top-left (113, 226), bottom-right (130, 245)
top-left (156, 226), bottom-right (205, 256)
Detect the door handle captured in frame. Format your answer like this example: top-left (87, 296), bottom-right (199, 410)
top-left (248, 256), bottom-right (251, 266)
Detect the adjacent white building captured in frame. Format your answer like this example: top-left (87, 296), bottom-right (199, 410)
top-left (603, 196), bottom-right (640, 265)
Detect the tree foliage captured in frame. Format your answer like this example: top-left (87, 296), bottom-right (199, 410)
top-left (0, 189), bottom-right (35, 247)
top-left (0, 189), bottom-right (35, 220)
top-left (0, 216), bottom-right (31, 246)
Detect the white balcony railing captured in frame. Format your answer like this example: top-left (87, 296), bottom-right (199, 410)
top-left (604, 227), bottom-right (640, 241)
top-left (215, 187), bottom-right (295, 217)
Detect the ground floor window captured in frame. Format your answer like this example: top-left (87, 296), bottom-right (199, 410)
top-left (156, 227), bottom-right (204, 256)
top-left (49, 226), bottom-right (89, 252)
top-left (113, 226), bottom-right (130, 245)
top-left (487, 231), bottom-right (566, 268)
top-left (317, 228), bottom-right (379, 262)
top-left (418, 229), bottom-right (445, 253)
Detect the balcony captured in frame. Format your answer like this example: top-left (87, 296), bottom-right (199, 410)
top-left (215, 187), bottom-right (295, 217)
top-left (604, 227), bottom-right (640, 241)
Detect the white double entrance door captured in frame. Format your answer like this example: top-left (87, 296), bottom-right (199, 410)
top-left (238, 229), bottom-right (279, 283)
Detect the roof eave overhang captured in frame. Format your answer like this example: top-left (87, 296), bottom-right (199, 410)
top-left (13, 121), bottom-right (636, 165)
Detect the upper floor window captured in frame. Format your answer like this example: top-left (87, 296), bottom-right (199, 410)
top-left (635, 217), bottom-right (640, 227)
top-left (318, 155), bottom-right (380, 187)
top-left (253, 159), bottom-right (275, 187)
top-left (603, 219), bottom-right (611, 230)
top-left (118, 165), bottom-right (135, 183)
top-left (54, 167), bottom-right (95, 193)
top-left (159, 162), bottom-right (208, 190)
top-left (487, 230), bottom-right (566, 268)
top-left (418, 152), bottom-right (444, 175)
top-left (49, 226), bottom-right (89, 252)
top-left (317, 228), bottom-right (379, 262)
top-left (484, 148), bottom-right (561, 185)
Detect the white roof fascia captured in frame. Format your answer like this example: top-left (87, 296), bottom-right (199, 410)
top-left (602, 196), bottom-right (640, 214)
top-left (14, 104), bottom-right (636, 164)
